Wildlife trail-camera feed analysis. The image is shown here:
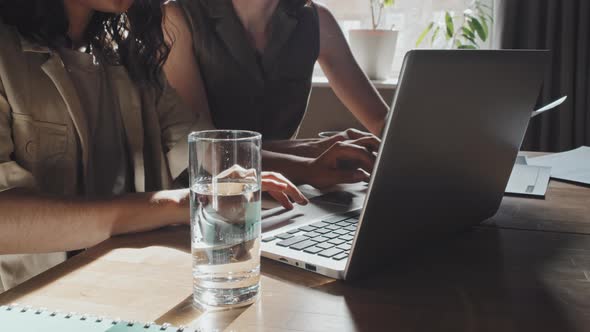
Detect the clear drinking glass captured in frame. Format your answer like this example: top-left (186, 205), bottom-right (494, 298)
top-left (189, 130), bottom-right (262, 309)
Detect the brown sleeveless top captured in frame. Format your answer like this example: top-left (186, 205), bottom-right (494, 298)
top-left (178, 0), bottom-right (320, 140)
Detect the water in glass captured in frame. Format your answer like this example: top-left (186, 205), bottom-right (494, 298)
top-left (190, 179), bottom-right (261, 308)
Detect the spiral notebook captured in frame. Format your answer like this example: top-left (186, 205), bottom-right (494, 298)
top-left (0, 305), bottom-right (198, 332)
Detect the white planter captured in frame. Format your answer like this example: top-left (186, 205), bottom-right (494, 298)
top-left (349, 29), bottom-right (399, 81)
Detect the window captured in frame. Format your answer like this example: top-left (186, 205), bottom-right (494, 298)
top-left (316, 0), bottom-right (495, 78)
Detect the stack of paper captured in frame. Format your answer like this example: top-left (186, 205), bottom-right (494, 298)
top-left (505, 156), bottom-right (551, 197)
top-left (528, 146), bottom-right (590, 186)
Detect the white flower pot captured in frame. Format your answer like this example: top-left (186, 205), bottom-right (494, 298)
top-left (349, 29), bottom-right (399, 81)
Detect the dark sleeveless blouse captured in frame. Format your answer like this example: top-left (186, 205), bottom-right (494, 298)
top-left (178, 0), bottom-right (320, 140)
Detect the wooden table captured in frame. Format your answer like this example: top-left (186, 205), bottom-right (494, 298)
top-left (1, 180), bottom-right (590, 331)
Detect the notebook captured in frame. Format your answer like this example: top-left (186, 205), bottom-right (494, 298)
top-left (0, 305), bottom-right (198, 332)
top-left (504, 156), bottom-right (551, 197)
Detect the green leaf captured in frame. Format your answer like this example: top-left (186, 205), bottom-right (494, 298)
top-left (479, 15), bottom-right (489, 37)
top-left (458, 44), bottom-right (477, 49)
top-left (431, 26), bottom-right (441, 44)
top-left (461, 27), bottom-right (475, 40)
top-left (477, 2), bottom-right (493, 10)
top-left (477, 9), bottom-right (494, 22)
top-left (475, 0), bottom-right (494, 21)
top-left (416, 22), bottom-right (434, 47)
top-left (383, 0), bottom-right (395, 7)
top-left (469, 17), bottom-right (487, 41)
top-left (445, 12), bottom-right (455, 39)
top-left (462, 33), bottom-right (477, 45)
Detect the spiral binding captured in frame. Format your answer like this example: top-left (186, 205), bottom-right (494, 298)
top-left (1, 304), bottom-right (199, 332)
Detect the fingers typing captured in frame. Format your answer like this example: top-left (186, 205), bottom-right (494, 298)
top-left (323, 141), bottom-right (375, 173)
top-left (268, 191), bottom-right (294, 210)
top-left (262, 172), bottom-right (308, 205)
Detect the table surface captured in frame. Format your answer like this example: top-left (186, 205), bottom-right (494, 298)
top-left (1, 164), bottom-right (590, 331)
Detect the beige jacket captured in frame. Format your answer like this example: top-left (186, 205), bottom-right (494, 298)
top-left (0, 24), bottom-right (207, 292)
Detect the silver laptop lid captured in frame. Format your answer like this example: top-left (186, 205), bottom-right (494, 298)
top-left (345, 50), bottom-right (550, 280)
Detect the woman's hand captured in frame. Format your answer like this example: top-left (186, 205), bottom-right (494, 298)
top-left (262, 172), bottom-right (308, 210)
top-left (305, 139), bottom-right (376, 189)
top-left (209, 166), bottom-right (308, 210)
top-left (304, 130), bottom-right (380, 189)
top-left (262, 129), bottom-right (380, 190)
top-left (311, 128), bottom-right (380, 158)
top-left (161, 168), bottom-right (308, 214)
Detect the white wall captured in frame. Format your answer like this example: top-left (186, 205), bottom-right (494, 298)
top-left (304, 1), bottom-right (496, 137)
top-left (317, 0), bottom-right (495, 76)
top-left (298, 86), bottom-right (395, 138)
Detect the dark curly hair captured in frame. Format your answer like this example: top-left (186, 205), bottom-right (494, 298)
top-left (0, 0), bottom-right (170, 91)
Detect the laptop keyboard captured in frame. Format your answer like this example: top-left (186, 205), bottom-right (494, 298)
top-left (262, 211), bottom-right (360, 262)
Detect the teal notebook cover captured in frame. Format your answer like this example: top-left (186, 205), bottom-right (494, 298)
top-left (0, 305), bottom-right (196, 332)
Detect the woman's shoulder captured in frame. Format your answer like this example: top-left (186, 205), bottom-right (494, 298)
top-left (163, 0), bottom-right (197, 25)
top-left (282, 0), bottom-right (321, 33)
top-left (0, 21), bottom-right (24, 52)
top-left (307, 1), bottom-right (333, 19)
top-left (167, 0), bottom-right (207, 19)
top-left (164, 0), bottom-right (211, 37)
top-left (0, 21), bottom-right (38, 74)
top-left (284, 0), bottom-right (316, 12)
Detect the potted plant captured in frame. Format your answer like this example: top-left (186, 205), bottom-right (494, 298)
top-left (349, 0), bottom-right (398, 81)
top-left (416, 0), bottom-right (493, 49)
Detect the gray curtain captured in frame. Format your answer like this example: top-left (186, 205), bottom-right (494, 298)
top-left (497, 0), bottom-right (590, 152)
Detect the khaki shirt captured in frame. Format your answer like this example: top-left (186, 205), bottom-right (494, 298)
top-left (0, 24), bottom-right (210, 292)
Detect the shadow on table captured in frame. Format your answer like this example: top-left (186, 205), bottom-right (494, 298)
top-left (6, 223), bottom-right (584, 331)
top-left (261, 227), bottom-right (589, 332)
top-left (155, 295), bottom-right (252, 331)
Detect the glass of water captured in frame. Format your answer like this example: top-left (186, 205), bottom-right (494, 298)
top-left (189, 130), bottom-right (262, 309)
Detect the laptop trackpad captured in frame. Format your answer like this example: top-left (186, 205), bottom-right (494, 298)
top-left (261, 184), bottom-right (364, 210)
top-left (261, 183), bottom-right (366, 232)
top-left (310, 190), bottom-right (355, 206)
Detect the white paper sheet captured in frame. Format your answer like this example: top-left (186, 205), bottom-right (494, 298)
top-left (505, 164), bottom-right (551, 197)
top-left (528, 146), bottom-right (590, 185)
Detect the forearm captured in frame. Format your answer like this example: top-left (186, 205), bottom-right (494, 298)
top-left (262, 139), bottom-right (324, 158)
top-left (261, 150), bottom-right (312, 185)
top-left (326, 66), bottom-right (389, 135)
top-left (316, 3), bottom-right (389, 136)
top-left (109, 190), bottom-right (189, 236)
top-left (0, 189), bottom-right (188, 255)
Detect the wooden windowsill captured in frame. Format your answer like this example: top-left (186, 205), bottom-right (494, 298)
top-left (311, 75), bottom-right (398, 90)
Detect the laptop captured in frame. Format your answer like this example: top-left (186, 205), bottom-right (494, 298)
top-left (261, 50), bottom-right (549, 280)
